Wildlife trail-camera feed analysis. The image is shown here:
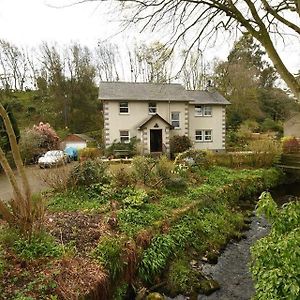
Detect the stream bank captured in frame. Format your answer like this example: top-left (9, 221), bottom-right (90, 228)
top-left (167, 181), bottom-right (300, 300)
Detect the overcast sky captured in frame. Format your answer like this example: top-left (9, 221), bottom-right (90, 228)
top-left (0, 0), bottom-right (299, 75)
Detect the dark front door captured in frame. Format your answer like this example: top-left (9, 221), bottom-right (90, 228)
top-left (150, 129), bottom-right (163, 152)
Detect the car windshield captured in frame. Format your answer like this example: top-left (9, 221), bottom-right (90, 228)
top-left (44, 151), bottom-right (62, 157)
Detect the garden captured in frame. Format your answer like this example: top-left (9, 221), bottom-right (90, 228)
top-left (0, 144), bottom-right (285, 299)
top-left (0, 106), bottom-right (299, 300)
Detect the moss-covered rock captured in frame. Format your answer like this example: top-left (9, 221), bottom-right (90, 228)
top-left (197, 278), bottom-right (220, 295)
top-left (146, 292), bottom-right (165, 300)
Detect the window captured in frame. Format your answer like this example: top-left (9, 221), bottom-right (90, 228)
top-left (171, 112), bottom-right (180, 128)
top-left (195, 130), bottom-right (203, 141)
top-left (120, 130), bottom-right (130, 143)
top-left (195, 105), bottom-right (212, 116)
top-left (148, 102), bottom-right (157, 114)
top-left (119, 102), bottom-right (129, 114)
top-left (195, 129), bottom-right (212, 142)
top-left (204, 130), bottom-right (212, 141)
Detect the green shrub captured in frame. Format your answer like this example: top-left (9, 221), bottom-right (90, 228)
top-left (9, 232), bottom-right (63, 260)
top-left (174, 149), bottom-right (211, 170)
top-left (68, 158), bottom-right (110, 187)
top-left (93, 236), bottom-right (124, 280)
top-left (112, 166), bottom-right (135, 188)
top-left (251, 192), bottom-right (300, 300)
top-left (166, 258), bottom-right (197, 295)
top-left (132, 156), bottom-right (156, 185)
top-left (122, 189), bottom-right (149, 208)
top-left (282, 136), bottom-right (299, 153)
top-left (248, 139), bottom-right (282, 167)
top-left (139, 235), bottom-right (176, 283)
top-left (170, 135), bottom-right (192, 155)
top-left (132, 155), bottom-right (175, 187)
top-left (78, 147), bottom-right (100, 160)
top-left (260, 118), bottom-right (282, 133)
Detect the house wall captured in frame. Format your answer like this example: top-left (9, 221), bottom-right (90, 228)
top-left (284, 113), bottom-right (300, 138)
top-left (188, 105), bottom-right (225, 151)
top-left (103, 100), bottom-right (226, 152)
top-left (104, 100), bottom-right (187, 146)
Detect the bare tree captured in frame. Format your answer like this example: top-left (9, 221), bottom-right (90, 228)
top-left (75, 0), bottom-right (300, 100)
top-left (180, 49), bottom-right (206, 90)
top-left (129, 41), bottom-right (173, 83)
top-left (94, 41), bottom-right (120, 81)
top-left (0, 40), bottom-right (28, 90)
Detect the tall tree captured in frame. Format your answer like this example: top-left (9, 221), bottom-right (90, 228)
top-left (214, 34), bottom-right (298, 127)
top-left (180, 49), bottom-right (206, 90)
top-left (130, 41), bottom-right (173, 83)
top-left (0, 40), bottom-right (28, 90)
top-left (65, 43), bottom-right (100, 132)
top-left (78, 0), bottom-right (300, 100)
top-left (95, 41), bottom-right (120, 82)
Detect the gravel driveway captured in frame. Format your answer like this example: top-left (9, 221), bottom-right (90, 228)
top-left (0, 164), bottom-right (74, 202)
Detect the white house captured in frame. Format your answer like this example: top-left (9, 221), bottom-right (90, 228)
top-left (99, 82), bottom-right (230, 154)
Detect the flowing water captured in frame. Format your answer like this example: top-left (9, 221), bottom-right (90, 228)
top-left (169, 182), bottom-right (300, 300)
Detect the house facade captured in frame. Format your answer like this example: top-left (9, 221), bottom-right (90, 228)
top-left (99, 82), bottom-right (230, 154)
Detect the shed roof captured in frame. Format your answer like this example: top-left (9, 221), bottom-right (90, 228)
top-left (98, 81), bottom-right (230, 105)
top-left (66, 134), bottom-right (95, 142)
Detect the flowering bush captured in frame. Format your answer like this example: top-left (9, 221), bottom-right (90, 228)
top-left (33, 122), bottom-right (60, 150)
top-left (281, 136), bottom-right (299, 153)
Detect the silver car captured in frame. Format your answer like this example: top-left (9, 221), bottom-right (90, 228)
top-left (38, 150), bottom-right (67, 168)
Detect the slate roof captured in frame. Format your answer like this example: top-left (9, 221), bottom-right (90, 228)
top-left (186, 90), bottom-right (231, 105)
top-left (98, 81), bottom-right (230, 105)
top-left (99, 82), bottom-right (191, 101)
top-left (138, 114), bottom-right (173, 130)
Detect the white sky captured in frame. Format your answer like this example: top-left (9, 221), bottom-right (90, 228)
top-left (0, 0), bottom-right (299, 76)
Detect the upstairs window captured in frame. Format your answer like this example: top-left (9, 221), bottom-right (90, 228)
top-left (148, 102), bottom-right (157, 114)
top-left (120, 130), bottom-right (130, 143)
top-left (171, 112), bottom-right (180, 128)
top-left (195, 105), bottom-right (212, 116)
top-left (119, 102), bottom-right (129, 114)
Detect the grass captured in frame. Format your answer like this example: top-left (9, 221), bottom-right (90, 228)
top-left (47, 187), bottom-right (108, 212)
top-left (0, 165), bottom-right (283, 299)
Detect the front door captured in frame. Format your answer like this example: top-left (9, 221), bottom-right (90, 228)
top-left (150, 129), bottom-right (163, 152)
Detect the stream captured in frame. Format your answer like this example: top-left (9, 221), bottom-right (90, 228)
top-left (169, 182), bottom-right (300, 300)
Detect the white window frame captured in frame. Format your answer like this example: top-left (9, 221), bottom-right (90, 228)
top-left (119, 102), bottom-right (129, 114)
top-left (120, 130), bottom-right (130, 143)
top-left (171, 112), bottom-right (180, 129)
top-left (195, 105), bottom-right (212, 117)
top-left (195, 129), bottom-right (212, 142)
top-left (148, 102), bottom-right (157, 114)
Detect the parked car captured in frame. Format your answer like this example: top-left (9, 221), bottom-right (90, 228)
top-left (38, 150), bottom-right (68, 168)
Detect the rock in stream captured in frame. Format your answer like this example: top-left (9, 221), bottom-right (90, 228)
top-left (167, 215), bottom-right (270, 300)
